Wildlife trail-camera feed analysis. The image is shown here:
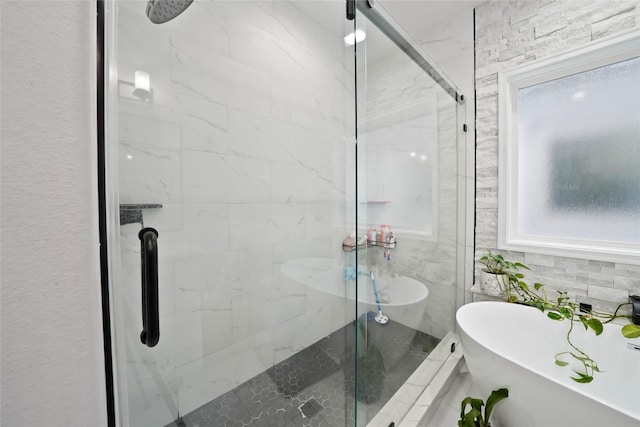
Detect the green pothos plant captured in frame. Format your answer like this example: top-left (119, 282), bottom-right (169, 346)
top-left (484, 251), bottom-right (640, 384)
top-left (479, 251), bottom-right (527, 275)
top-left (458, 388), bottom-right (508, 427)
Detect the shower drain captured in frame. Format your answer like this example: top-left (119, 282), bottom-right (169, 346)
top-left (299, 397), bottom-right (323, 418)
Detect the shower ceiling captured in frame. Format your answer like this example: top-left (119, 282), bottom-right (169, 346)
top-left (379, 0), bottom-right (487, 35)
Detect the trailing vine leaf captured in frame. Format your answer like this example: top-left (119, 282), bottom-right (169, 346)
top-left (559, 307), bottom-right (572, 318)
top-left (547, 312), bottom-right (563, 321)
top-left (586, 318), bottom-right (603, 335)
top-left (622, 324), bottom-right (640, 338)
top-left (571, 371), bottom-right (593, 383)
top-left (579, 316), bottom-right (589, 331)
top-left (554, 357), bottom-right (569, 367)
top-left (478, 250), bottom-right (635, 384)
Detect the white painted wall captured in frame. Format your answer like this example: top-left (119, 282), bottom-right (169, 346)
top-left (0, 1), bottom-right (108, 426)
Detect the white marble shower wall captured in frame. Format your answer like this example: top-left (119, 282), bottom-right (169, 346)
top-left (361, 47), bottom-right (460, 340)
top-left (114, 1), bottom-right (355, 424)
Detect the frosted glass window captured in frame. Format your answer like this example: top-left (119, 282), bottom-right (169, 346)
top-left (518, 56), bottom-right (640, 242)
top-left (499, 34), bottom-right (640, 263)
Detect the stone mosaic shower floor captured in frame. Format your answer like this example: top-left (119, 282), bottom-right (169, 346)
top-left (166, 320), bottom-right (440, 427)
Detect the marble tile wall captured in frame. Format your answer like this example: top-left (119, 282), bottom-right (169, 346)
top-left (361, 45), bottom-right (463, 339)
top-left (412, 7), bottom-right (477, 305)
top-left (474, 0), bottom-right (640, 314)
top-left (113, 1), bottom-right (355, 424)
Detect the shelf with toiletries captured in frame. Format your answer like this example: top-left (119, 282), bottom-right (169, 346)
top-left (342, 225), bottom-right (397, 253)
top-left (367, 239), bottom-right (397, 249)
top-left (342, 240), bottom-right (397, 252)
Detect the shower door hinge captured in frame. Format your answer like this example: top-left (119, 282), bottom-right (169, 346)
top-left (346, 0), bottom-right (355, 20)
top-left (463, 124), bottom-right (468, 132)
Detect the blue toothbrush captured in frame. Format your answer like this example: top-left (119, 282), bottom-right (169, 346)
top-left (369, 271), bottom-right (389, 324)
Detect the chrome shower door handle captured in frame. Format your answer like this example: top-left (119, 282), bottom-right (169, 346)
top-left (139, 227), bottom-right (160, 347)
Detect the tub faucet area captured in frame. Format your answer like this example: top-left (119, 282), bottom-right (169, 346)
top-left (631, 295), bottom-right (640, 325)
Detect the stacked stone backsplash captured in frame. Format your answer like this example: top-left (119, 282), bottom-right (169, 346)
top-left (474, 0), bottom-right (640, 315)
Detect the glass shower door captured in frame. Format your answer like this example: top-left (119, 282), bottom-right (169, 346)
top-left (106, 1), bottom-right (358, 425)
top-left (353, 2), bottom-right (466, 425)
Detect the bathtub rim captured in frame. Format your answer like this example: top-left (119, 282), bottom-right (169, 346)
top-left (361, 275), bottom-right (430, 308)
top-left (280, 256), bottom-right (429, 308)
top-left (456, 301), bottom-right (640, 422)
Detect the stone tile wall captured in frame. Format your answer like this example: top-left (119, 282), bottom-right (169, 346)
top-left (474, 0), bottom-right (640, 313)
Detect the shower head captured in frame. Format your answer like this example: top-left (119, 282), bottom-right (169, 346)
top-left (146, 0), bottom-right (194, 24)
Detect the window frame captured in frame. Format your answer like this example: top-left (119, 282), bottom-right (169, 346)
top-left (497, 31), bottom-right (640, 265)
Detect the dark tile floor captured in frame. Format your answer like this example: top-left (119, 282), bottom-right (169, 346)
top-left (167, 317), bottom-right (440, 427)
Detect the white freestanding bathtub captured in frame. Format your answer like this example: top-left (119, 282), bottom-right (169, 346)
top-left (281, 257), bottom-right (429, 329)
top-left (457, 301), bottom-right (640, 427)
top-left (281, 257), bottom-right (430, 367)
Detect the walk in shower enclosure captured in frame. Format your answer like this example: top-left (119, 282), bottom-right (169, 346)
top-left (103, 1), bottom-right (466, 425)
